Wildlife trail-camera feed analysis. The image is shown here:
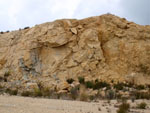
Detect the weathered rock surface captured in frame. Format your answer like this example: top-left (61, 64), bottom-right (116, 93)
top-left (0, 14), bottom-right (150, 91)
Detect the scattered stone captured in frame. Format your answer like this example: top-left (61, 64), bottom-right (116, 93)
top-left (70, 28), bottom-right (77, 34)
top-left (26, 82), bottom-right (38, 89)
top-left (98, 107), bottom-right (101, 111)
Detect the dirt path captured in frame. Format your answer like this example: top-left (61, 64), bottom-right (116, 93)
top-left (0, 95), bottom-right (150, 113)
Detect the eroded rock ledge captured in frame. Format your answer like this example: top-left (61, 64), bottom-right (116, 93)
top-left (0, 14), bottom-right (150, 93)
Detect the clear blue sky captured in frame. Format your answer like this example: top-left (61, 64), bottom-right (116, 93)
top-left (0, 0), bottom-right (149, 31)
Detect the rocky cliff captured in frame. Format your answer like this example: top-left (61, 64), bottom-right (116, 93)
top-left (0, 14), bottom-right (150, 92)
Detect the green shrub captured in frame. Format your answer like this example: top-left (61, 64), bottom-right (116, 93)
top-left (111, 80), bottom-right (114, 83)
top-left (5, 88), bottom-right (18, 95)
top-left (4, 71), bottom-right (11, 77)
top-left (10, 89), bottom-right (18, 95)
top-left (137, 102), bottom-right (147, 109)
top-left (4, 78), bottom-right (7, 82)
top-left (24, 26), bottom-right (30, 29)
top-left (21, 91), bottom-right (33, 97)
top-left (93, 80), bottom-right (110, 90)
top-left (116, 93), bottom-right (122, 99)
top-left (85, 81), bottom-right (94, 88)
top-left (133, 91), bottom-right (150, 99)
top-left (114, 82), bottom-right (134, 90)
top-left (89, 95), bottom-right (95, 101)
top-left (0, 84), bottom-right (3, 89)
top-left (33, 88), bottom-right (42, 97)
top-left (83, 80), bottom-right (111, 90)
top-left (70, 86), bottom-right (79, 100)
top-left (37, 82), bottom-right (43, 89)
top-left (78, 76), bottom-right (85, 84)
top-left (66, 78), bottom-right (74, 84)
top-left (80, 92), bottom-right (89, 101)
top-left (131, 96), bottom-right (135, 103)
top-left (41, 87), bottom-right (51, 97)
top-left (5, 88), bottom-right (10, 93)
top-left (114, 83), bottom-right (124, 90)
top-left (135, 85), bottom-right (145, 90)
top-left (147, 84), bottom-right (150, 89)
top-left (117, 102), bottom-right (130, 113)
top-left (106, 89), bottom-right (115, 99)
top-left (125, 82), bottom-right (134, 88)
top-left (0, 77), bottom-right (4, 82)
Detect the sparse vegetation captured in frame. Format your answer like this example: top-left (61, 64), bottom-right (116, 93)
top-left (4, 71), bottom-right (11, 77)
top-left (70, 86), bottom-right (79, 100)
top-left (66, 78), bottom-right (74, 84)
top-left (11, 89), bottom-right (18, 95)
top-left (132, 91), bottom-right (150, 99)
top-left (0, 76), bottom-right (3, 82)
top-left (78, 76), bottom-right (85, 84)
top-left (125, 82), bottom-right (134, 88)
top-left (117, 102), bottom-right (130, 113)
top-left (37, 82), bottom-right (43, 90)
top-left (20, 88), bottom-right (55, 98)
top-left (139, 64), bottom-right (150, 75)
top-left (93, 80), bottom-right (110, 90)
top-left (3, 71), bottom-right (11, 82)
top-left (41, 87), bottom-right (51, 97)
top-left (83, 79), bottom-right (110, 90)
top-left (89, 95), bottom-right (95, 101)
top-left (0, 31), bottom-right (4, 34)
top-left (0, 84), bottom-right (3, 89)
top-left (24, 26), bottom-right (30, 29)
top-left (21, 91), bottom-right (33, 97)
top-left (5, 88), bottom-right (18, 95)
top-left (135, 85), bottom-right (145, 90)
top-left (79, 92), bottom-right (89, 101)
top-left (1, 75), bottom-right (150, 102)
top-left (85, 81), bottom-right (94, 88)
top-left (106, 89), bottom-right (115, 99)
top-left (33, 88), bottom-right (42, 97)
top-left (114, 82), bottom-right (124, 90)
top-left (137, 102), bottom-right (147, 109)
top-left (131, 96), bottom-right (135, 103)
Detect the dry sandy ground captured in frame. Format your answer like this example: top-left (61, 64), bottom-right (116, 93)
top-left (0, 95), bottom-right (150, 113)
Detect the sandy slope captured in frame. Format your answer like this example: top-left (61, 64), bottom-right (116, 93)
top-left (0, 95), bottom-right (150, 113)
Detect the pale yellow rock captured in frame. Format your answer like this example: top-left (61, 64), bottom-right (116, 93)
top-left (66, 58), bottom-right (78, 68)
top-left (26, 82), bottom-right (38, 89)
top-left (70, 28), bottom-right (77, 34)
top-left (57, 82), bottom-right (70, 91)
top-left (0, 14), bottom-right (150, 92)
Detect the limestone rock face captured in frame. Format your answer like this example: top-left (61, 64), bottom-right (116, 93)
top-left (0, 14), bottom-right (150, 91)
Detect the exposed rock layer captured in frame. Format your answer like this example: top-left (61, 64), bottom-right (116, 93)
top-left (0, 14), bottom-right (150, 91)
